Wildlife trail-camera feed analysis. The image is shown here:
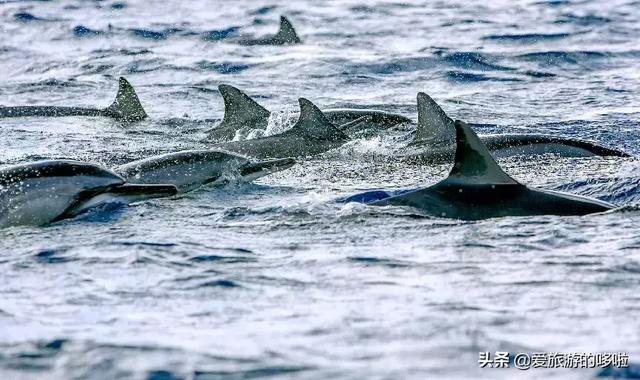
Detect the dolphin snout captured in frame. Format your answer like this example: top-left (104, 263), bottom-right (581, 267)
top-left (108, 183), bottom-right (179, 198)
top-left (240, 158), bottom-right (296, 179)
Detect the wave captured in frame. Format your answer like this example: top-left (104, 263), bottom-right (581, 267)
top-left (554, 13), bottom-right (612, 25)
top-left (73, 25), bottom-right (104, 38)
top-left (483, 32), bottom-right (572, 41)
top-left (128, 28), bottom-right (168, 40)
top-left (446, 71), bottom-right (521, 82)
top-left (201, 26), bottom-right (239, 41)
top-left (554, 177), bottom-right (640, 204)
top-left (516, 50), bottom-right (608, 65)
top-left (33, 249), bottom-right (76, 264)
top-left (13, 12), bottom-right (52, 23)
top-left (196, 60), bottom-right (253, 74)
top-left (439, 51), bottom-right (515, 71)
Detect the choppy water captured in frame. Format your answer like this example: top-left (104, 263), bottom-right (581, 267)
top-left (1, 0), bottom-right (640, 379)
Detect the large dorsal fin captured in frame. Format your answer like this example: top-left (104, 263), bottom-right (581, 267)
top-left (291, 98), bottom-right (349, 140)
top-left (104, 77), bottom-right (147, 122)
top-left (440, 120), bottom-right (519, 186)
top-left (273, 16), bottom-right (301, 44)
top-left (219, 84), bottom-right (271, 130)
top-left (412, 92), bottom-right (455, 145)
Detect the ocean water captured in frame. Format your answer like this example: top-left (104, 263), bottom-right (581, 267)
top-left (1, 0), bottom-right (640, 379)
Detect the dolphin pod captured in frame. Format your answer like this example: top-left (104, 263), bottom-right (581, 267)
top-left (0, 86), bottom-right (631, 227)
top-left (399, 93), bottom-right (629, 162)
top-left (2, 11), bottom-right (631, 229)
top-left (205, 84), bottom-right (411, 142)
top-left (0, 77), bottom-right (147, 122)
top-left (0, 151), bottom-right (297, 227)
top-left (211, 98), bottom-right (351, 159)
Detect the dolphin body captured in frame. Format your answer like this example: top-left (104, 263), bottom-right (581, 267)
top-left (400, 93), bottom-right (629, 163)
top-left (0, 160), bottom-right (176, 228)
top-left (115, 150), bottom-right (295, 192)
top-left (234, 16), bottom-right (301, 46)
top-left (368, 121), bottom-right (614, 219)
top-left (205, 84), bottom-right (411, 142)
top-left (209, 98), bottom-right (350, 159)
top-left (0, 77), bottom-right (147, 122)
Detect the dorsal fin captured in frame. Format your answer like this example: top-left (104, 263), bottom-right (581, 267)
top-left (104, 77), bottom-right (147, 122)
top-left (413, 92), bottom-right (455, 145)
top-left (273, 16), bottom-right (301, 44)
top-left (440, 120), bottom-right (518, 186)
top-left (291, 98), bottom-right (349, 140)
top-left (219, 84), bottom-right (271, 130)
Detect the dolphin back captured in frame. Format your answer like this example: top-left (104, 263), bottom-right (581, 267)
top-left (373, 121), bottom-right (614, 219)
top-left (0, 77), bottom-right (147, 121)
top-left (273, 16), bottom-right (301, 44)
top-left (206, 84), bottom-right (271, 142)
top-left (237, 16), bottom-right (301, 45)
top-left (410, 92), bottom-right (456, 146)
top-left (103, 77), bottom-right (147, 122)
top-left (289, 98), bottom-right (349, 141)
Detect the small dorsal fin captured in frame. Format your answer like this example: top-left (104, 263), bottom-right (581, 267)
top-left (441, 120), bottom-right (518, 186)
top-left (413, 92), bottom-right (455, 145)
top-left (273, 16), bottom-right (301, 44)
top-left (104, 77), bottom-right (147, 122)
top-left (219, 84), bottom-right (271, 130)
top-left (292, 98), bottom-right (349, 140)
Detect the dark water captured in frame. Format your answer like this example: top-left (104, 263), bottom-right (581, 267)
top-left (1, 1), bottom-right (640, 379)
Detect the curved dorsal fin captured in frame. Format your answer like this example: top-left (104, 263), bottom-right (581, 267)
top-left (440, 120), bottom-right (518, 186)
top-left (219, 84), bottom-right (271, 130)
top-left (413, 92), bottom-right (455, 145)
top-left (273, 16), bottom-right (301, 44)
top-left (292, 98), bottom-right (348, 140)
top-left (104, 77), bottom-right (147, 122)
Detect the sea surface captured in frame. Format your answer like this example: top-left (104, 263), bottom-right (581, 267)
top-left (1, 0), bottom-right (640, 379)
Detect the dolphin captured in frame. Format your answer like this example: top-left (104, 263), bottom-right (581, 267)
top-left (210, 98), bottom-right (350, 159)
top-left (0, 77), bottom-right (147, 122)
top-left (234, 16), bottom-right (301, 46)
top-left (205, 84), bottom-right (411, 142)
top-left (0, 160), bottom-right (176, 228)
top-left (401, 93), bottom-right (629, 162)
top-left (205, 84), bottom-right (272, 142)
top-left (115, 150), bottom-right (295, 192)
top-left (368, 121), bottom-right (615, 219)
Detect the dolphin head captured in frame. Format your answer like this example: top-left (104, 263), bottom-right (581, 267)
top-left (0, 160), bottom-right (129, 227)
top-left (0, 160), bottom-right (125, 191)
top-left (239, 157), bottom-right (296, 182)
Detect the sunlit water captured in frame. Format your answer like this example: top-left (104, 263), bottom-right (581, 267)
top-left (1, 1), bottom-right (640, 379)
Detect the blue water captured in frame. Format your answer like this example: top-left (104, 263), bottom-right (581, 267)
top-left (1, 1), bottom-right (640, 379)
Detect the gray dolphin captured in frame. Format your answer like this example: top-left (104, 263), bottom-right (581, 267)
top-left (115, 150), bottom-right (295, 192)
top-left (210, 98), bottom-right (350, 159)
top-left (205, 84), bottom-right (410, 142)
top-left (235, 16), bottom-right (301, 46)
top-left (0, 160), bottom-right (176, 228)
top-left (372, 121), bottom-right (615, 219)
top-left (0, 77), bottom-right (147, 122)
top-left (401, 93), bottom-right (629, 162)
top-left (205, 84), bottom-right (272, 142)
